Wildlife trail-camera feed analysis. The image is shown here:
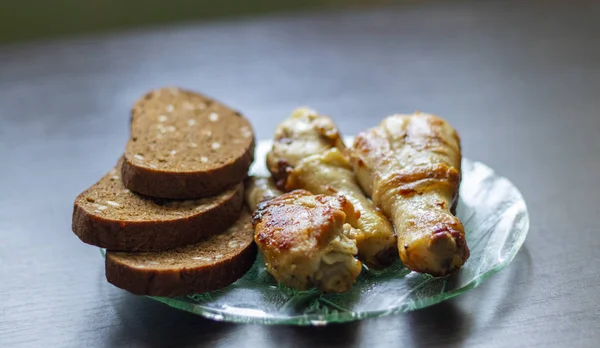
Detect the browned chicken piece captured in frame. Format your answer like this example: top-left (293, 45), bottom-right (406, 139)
top-left (252, 190), bottom-right (362, 293)
top-left (267, 107), bottom-right (398, 269)
top-left (350, 112), bottom-right (470, 276)
top-left (286, 148), bottom-right (397, 268)
top-left (266, 107), bottom-right (345, 189)
top-left (244, 176), bottom-right (283, 211)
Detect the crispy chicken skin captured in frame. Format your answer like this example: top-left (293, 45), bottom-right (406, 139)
top-left (267, 107), bottom-right (398, 268)
top-left (252, 190), bottom-right (362, 293)
top-left (286, 148), bottom-right (397, 268)
top-left (266, 107), bottom-right (345, 189)
top-left (245, 176), bottom-right (283, 211)
top-left (350, 112), bottom-right (469, 276)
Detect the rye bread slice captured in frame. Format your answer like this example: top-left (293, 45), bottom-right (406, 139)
top-left (72, 161), bottom-right (243, 251)
top-left (122, 87), bottom-right (255, 199)
top-left (105, 210), bottom-right (256, 297)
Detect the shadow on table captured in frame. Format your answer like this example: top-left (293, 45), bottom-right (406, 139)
top-left (266, 320), bottom-right (361, 347)
top-left (105, 291), bottom-right (237, 348)
top-left (100, 246), bottom-right (531, 347)
top-left (262, 293), bottom-right (467, 347)
top-left (405, 301), bottom-right (470, 347)
top-left (407, 245), bottom-right (532, 347)
top-left (266, 246), bottom-right (532, 347)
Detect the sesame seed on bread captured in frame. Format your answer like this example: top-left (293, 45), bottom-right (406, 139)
top-left (72, 159), bottom-right (244, 252)
top-left (121, 87), bottom-right (255, 199)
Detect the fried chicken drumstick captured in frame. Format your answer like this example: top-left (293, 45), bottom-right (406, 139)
top-left (267, 108), bottom-right (397, 268)
top-left (350, 112), bottom-right (469, 276)
top-left (251, 190), bottom-right (362, 293)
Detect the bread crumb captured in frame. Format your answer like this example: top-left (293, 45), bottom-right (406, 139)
top-left (209, 112), bottom-right (219, 122)
top-left (166, 104), bottom-right (174, 112)
top-left (228, 241), bottom-right (240, 248)
top-left (187, 119), bottom-right (196, 126)
top-left (149, 163), bottom-right (158, 169)
top-left (122, 189), bottom-right (130, 194)
top-left (211, 142), bottom-right (221, 150)
top-left (158, 115), bottom-right (167, 122)
top-left (134, 154), bottom-right (144, 161)
top-left (86, 197), bottom-right (96, 203)
top-left (192, 256), bottom-right (213, 262)
top-left (200, 156), bottom-right (209, 163)
top-left (106, 201), bottom-right (121, 207)
top-left (170, 150), bottom-right (177, 156)
top-left (198, 103), bottom-right (207, 110)
top-left (111, 175), bottom-right (120, 180)
top-left (214, 254), bottom-right (223, 259)
top-left (189, 142), bottom-right (198, 148)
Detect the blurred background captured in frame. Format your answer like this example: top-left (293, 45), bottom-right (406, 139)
top-left (0, 0), bottom-right (402, 44)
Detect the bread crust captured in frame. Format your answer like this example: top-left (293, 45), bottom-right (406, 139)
top-left (121, 143), bottom-right (254, 199)
top-left (121, 87), bottom-right (255, 199)
top-left (105, 212), bottom-right (257, 296)
top-left (72, 172), bottom-right (243, 252)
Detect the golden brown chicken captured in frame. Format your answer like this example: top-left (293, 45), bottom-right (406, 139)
top-left (266, 107), bottom-right (397, 269)
top-left (252, 190), bottom-right (362, 293)
top-left (286, 148), bottom-right (397, 268)
top-left (350, 112), bottom-right (470, 276)
top-left (266, 107), bottom-right (345, 189)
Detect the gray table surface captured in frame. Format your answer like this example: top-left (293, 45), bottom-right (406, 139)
top-left (1, 0), bottom-right (599, 347)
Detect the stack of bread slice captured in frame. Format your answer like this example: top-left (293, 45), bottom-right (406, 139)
top-left (72, 87), bottom-right (257, 297)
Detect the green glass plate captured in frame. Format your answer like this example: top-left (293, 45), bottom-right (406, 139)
top-left (102, 138), bottom-right (529, 325)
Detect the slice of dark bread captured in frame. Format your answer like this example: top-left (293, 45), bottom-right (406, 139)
top-left (72, 160), bottom-right (243, 251)
top-left (121, 87), bottom-right (255, 199)
top-left (105, 210), bottom-right (256, 297)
